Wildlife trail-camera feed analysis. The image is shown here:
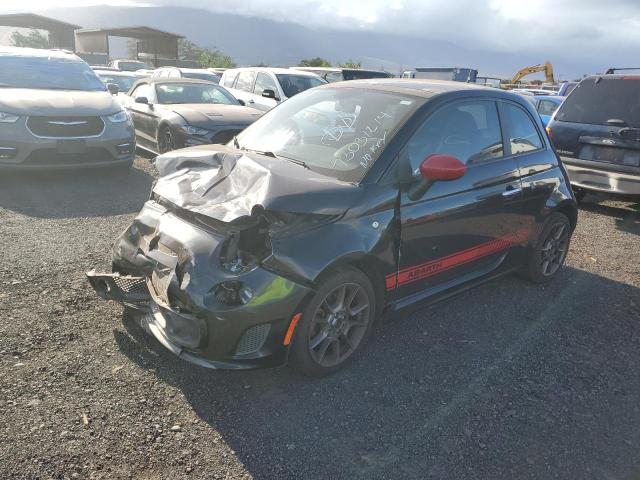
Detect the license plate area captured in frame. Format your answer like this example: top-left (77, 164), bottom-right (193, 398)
top-left (57, 139), bottom-right (86, 154)
top-left (579, 144), bottom-right (640, 167)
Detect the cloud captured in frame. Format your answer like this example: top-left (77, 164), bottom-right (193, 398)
top-left (123, 0), bottom-right (640, 60)
top-left (3, 0), bottom-right (639, 72)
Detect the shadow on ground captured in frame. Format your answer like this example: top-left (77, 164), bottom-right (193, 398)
top-left (579, 193), bottom-right (640, 236)
top-left (113, 267), bottom-right (640, 479)
top-left (0, 158), bottom-right (155, 219)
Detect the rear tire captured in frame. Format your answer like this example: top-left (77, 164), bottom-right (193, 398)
top-left (289, 267), bottom-right (376, 377)
top-left (521, 212), bottom-right (571, 284)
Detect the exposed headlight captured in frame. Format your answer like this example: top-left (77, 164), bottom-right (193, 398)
top-left (107, 109), bottom-right (129, 123)
top-left (181, 125), bottom-right (210, 136)
top-left (0, 112), bottom-right (19, 123)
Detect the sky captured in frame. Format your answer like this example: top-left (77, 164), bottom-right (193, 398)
top-left (2, 0), bottom-right (639, 67)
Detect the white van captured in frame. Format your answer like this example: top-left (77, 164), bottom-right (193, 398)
top-left (219, 67), bottom-right (325, 111)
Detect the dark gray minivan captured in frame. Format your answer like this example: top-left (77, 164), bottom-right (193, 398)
top-left (548, 74), bottom-right (640, 198)
top-left (0, 47), bottom-right (135, 170)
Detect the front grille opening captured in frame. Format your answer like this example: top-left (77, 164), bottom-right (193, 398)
top-left (235, 324), bottom-right (271, 356)
top-left (28, 116), bottom-right (105, 138)
top-left (23, 148), bottom-right (114, 165)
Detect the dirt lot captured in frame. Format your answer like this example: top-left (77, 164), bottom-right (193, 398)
top-left (1, 156), bottom-right (639, 479)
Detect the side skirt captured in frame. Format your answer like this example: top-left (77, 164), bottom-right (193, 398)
top-left (384, 251), bottom-right (515, 320)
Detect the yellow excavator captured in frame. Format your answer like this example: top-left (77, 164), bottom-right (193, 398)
top-left (511, 62), bottom-right (555, 84)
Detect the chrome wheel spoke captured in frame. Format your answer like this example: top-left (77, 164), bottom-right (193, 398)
top-left (310, 331), bottom-right (328, 350)
top-left (308, 281), bottom-right (371, 367)
top-left (348, 302), bottom-right (369, 316)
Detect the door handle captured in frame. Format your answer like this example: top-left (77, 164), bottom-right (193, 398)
top-left (502, 186), bottom-right (522, 197)
top-left (248, 99), bottom-right (255, 104)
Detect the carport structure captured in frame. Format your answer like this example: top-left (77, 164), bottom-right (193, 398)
top-left (0, 13), bottom-right (80, 51)
top-left (75, 26), bottom-right (183, 67)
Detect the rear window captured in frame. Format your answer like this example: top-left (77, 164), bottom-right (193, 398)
top-left (555, 77), bottom-right (640, 127)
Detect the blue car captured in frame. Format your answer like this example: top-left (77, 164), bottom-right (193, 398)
top-left (526, 95), bottom-right (565, 126)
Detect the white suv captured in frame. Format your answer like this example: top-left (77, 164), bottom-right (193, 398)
top-left (219, 67), bottom-right (325, 112)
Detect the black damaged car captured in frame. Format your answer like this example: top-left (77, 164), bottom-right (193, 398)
top-left (88, 79), bottom-right (577, 376)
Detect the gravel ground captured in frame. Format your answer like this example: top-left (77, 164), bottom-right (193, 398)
top-left (0, 156), bottom-right (639, 479)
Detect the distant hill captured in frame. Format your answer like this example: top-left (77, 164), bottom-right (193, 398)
top-left (3, 5), bottom-right (590, 79)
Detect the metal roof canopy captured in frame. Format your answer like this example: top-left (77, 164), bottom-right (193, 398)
top-left (0, 13), bottom-right (80, 50)
top-left (75, 26), bottom-right (183, 67)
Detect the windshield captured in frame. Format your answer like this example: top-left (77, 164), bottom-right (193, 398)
top-left (156, 83), bottom-right (238, 105)
top-left (275, 74), bottom-right (325, 98)
top-left (555, 77), bottom-right (640, 127)
top-left (183, 72), bottom-right (220, 83)
top-left (0, 55), bottom-right (106, 91)
top-left (236, 87), bottom-right (421, 182)
top-left (97, 73), bottom-right (136, 92)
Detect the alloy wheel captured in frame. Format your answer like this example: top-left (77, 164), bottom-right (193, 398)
top-left (161, 129), bottom-right (175, 153)
top-left (308, 283), bottom-right (371, 367)
top-left (539, 222), bottom-right (569, 276)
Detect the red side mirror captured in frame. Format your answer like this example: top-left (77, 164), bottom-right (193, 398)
top-left (419, 154), bottom-right (466, 181)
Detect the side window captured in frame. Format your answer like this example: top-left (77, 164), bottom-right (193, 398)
top-left (406, 100), bottom-right (504, 172)
top-left (132, 84), bottom-right (152, 100)
top-left (254, 72), bottom-right (278, 96)
top-left (502, 103), bottom-right (544, 154)
top-left (223, 72), bottom-right (238, 88)
top-left (325, 72), bottom-right (344, 83)
top-left (537, 100), bottom-right (558, 116)
top-left (235, 71), bottom-right (256, 92)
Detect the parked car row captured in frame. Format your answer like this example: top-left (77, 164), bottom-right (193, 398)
top-left (1, 46), bottom-right (638, 203)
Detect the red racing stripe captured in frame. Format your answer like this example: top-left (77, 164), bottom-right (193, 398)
top-left (385, 228), bottom-right (530, 290)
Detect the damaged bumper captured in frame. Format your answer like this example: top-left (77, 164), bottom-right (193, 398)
top-left (87, 200), bottom-right (313, 370)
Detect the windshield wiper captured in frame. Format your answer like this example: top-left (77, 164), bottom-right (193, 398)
top-left (232, 136), bottom-right (240, 149)
top-left (282, 156), bottom-right (309, 169)
top-left (240, 145), bottom-right (309, 169)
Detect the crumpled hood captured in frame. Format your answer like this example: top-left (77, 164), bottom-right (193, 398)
top-left (153, 145), bottom-right (361, 222)
top-left (168, 104), bottom-right (263, 129)
top-left (0, 88), bottom-right (121, 116)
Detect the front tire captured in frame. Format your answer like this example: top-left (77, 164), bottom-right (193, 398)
top-left (521, 212), bottom-right (571, 284)
top-left (158, 126), bottom-right (176, 153)
top-left (289, 267), bottom-right (376, 377)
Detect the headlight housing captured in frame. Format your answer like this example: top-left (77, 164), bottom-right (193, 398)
top-left (107, 109), bottom-right (129, 123)
top-left (0, 112), bottom-right (19, 123)
top-left (180, 125), bottom-right (210, 136)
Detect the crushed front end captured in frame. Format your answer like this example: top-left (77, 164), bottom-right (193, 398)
top-left (88, 198), bottom-right (313, 369)
top-left (85, 146), bottom-right (355, 369)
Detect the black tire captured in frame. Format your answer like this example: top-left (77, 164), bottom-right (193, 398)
top-left (521, 212), bottom-right (571, 284)
top-left (158, 126), bottom-right (176, 154)
top-left (289, 267), bottom-right (376, 377)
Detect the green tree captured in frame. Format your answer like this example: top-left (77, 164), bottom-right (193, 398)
top-left (11, 29), bottom-right (49, 49)
top-left (178, 38), bottom-right (235, 68)
top-left (339, 59), bottom-right (362, 69)
top-left (298, 57), bottom-right (332, 67)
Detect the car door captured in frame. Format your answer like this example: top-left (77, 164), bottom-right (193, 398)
top-left (231, 70), bottom-right (257, 106)
top-left (499, 100), bottom-right (557, 233)
top-left (391, 99), bottom-right (527, 303)
top-left (128, 83), bottom-right (158, 150)
top-left (252, 72), bottom-right (280, 111)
